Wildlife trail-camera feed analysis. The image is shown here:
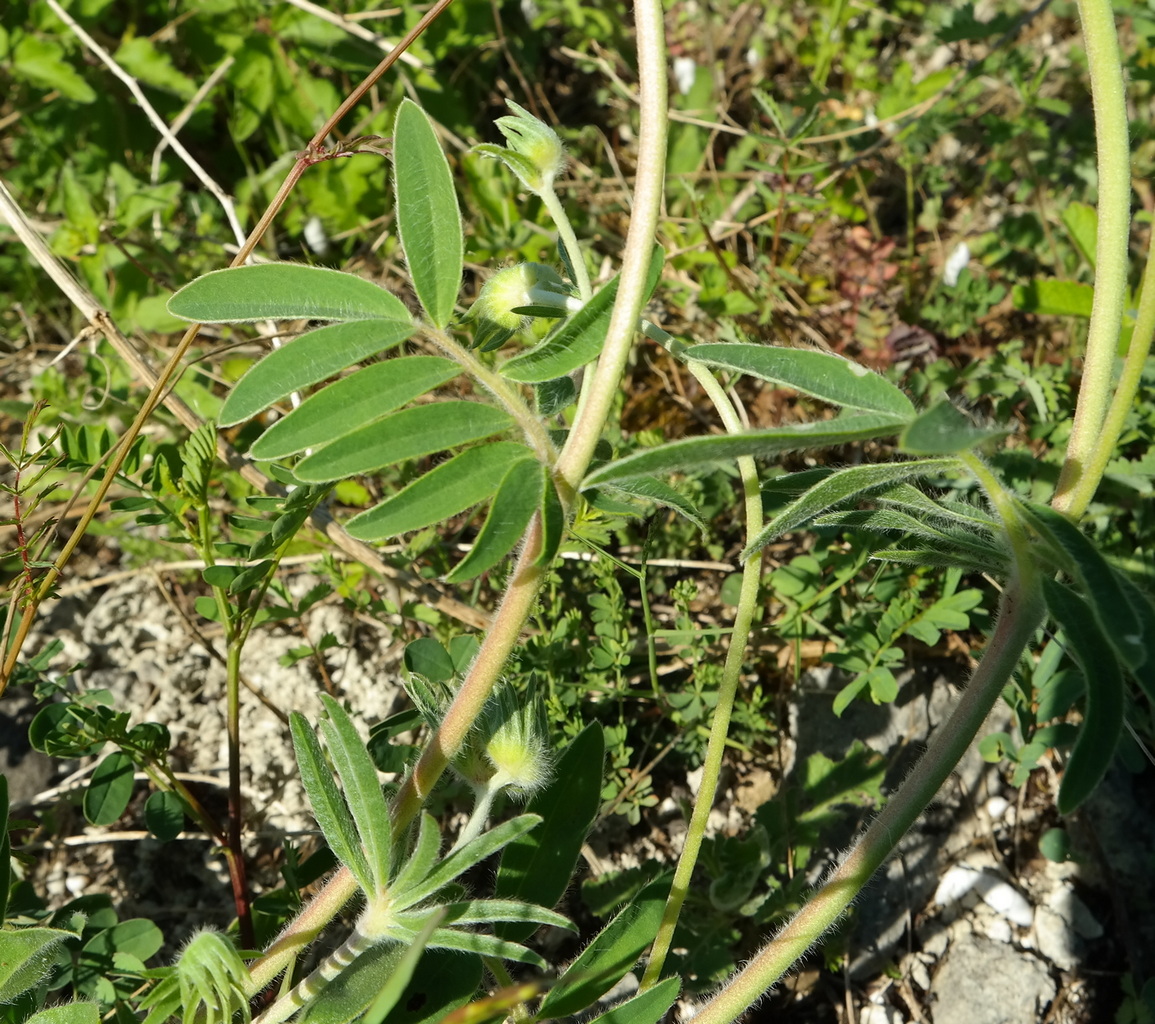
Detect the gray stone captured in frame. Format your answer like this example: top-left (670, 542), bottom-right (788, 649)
top-left (928, 937), bottom-right (1055, 1024)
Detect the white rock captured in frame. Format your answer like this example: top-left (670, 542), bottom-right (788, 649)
top-left (673, 56), bottom-right (697, 96)
top-left (974, 873), bottom-right (1034, 927)
top-left (984, 795), bottom-right (1010, 820)
top-left (943, 242), bottom-right (971, 286)
top-left (860, 1004), bottom-right (903, 1024)
top-left (1034, 904), bottom-right (1079, 970)
top-left (1048, 887), bottom-right (1103, 939)
top-left (934, 864), bottom-right (981, 906)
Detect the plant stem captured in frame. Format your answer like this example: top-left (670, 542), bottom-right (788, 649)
top-left (555, 0), bottom-right (667, 494)
top-left (641, 363), bottom-right (764, 988)
top-left (1053, 0), bottom-right (1130, 511)
top-left (688, 573), bottom-right (1045, 1024)
top-left (541, 189), bottom-right (593, 302)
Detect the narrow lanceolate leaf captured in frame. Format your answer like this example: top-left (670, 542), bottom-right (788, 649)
top-left (1115, 572), bottom-right (1155, 703)
top-left (537, 876), bottom-right (671, 1019)
top-left (220, 320), bottom-right (415, 426)
top-left (428, 899), bottom-right (572, 930)
top-left (400, 814), bottom-right (541, 908)
top-left (496, 723), bottom-right (603, 942)
top-left (345, 442), bottom-right (534, 541)
top-left (168, 263), bottom-right (412, 323)
top-left (813, 508), bottom-right (1006, 568)
top-left (875, 482), bottom-right (998, 529)
top-left (899, 401), bottom-right (1006, 455)
top-left (421, 929), bottom-right (546, 968)
top-left (291, 712), bottom-right (372, 892)
top-left (536, 469), bottom-right (566, 568)
top-left (742, 457), bottom-right (963, 557)
top-left (318, 696), bottom-right (391, 893)
top-left (296, 941), bottom-right (406, 1024)
top-left (502, 273), bottom-right (619, 383)
top-left (1024, 502), bottom-right (1145, 673)
top-left (393, 100), bottom-right (463, 329)
top-left (249, 356), bottom-right (461, 459)
top-left (83, 751), bottom-right (134, 826)
top-left (1043, 579), bottom-right (1124, 815)
top-left (587, 977), bottom-right (680, 1024)
top-left (583, 414), bottom-right (908, 487)
top-left (389, 813), bottom-right (443, 903)
top-left (0, 927), bottom-right (82, 1004)
top-left (23, 1004), bottom-right (101, 1024)
top-left (684, 342), bottom-right (915, 418)
top-left (362, 914), bottom-right (443, 1024)
top-left (295, 402), bottom-right (513, 483)
top-left (445, 458), bottom-right (544, 582)
top-left (603, 476), bottom-right (708, 532)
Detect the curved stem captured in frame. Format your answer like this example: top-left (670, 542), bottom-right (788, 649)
top-left (1053, 0), bottom-right (1130, 511)
top-left (689, 574), bottom-right (1045, 1024)
top-left (641, 364), bottom-right (764, 988)
top-left (541, 189), bottom-right (593, 302)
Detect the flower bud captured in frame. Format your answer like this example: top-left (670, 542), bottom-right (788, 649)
top-left (481, 683), bottom-right (552, 798)
top-left (475, 100), bottom-right (567, 196)
top-left (466, 262), bottom-right (575, 352)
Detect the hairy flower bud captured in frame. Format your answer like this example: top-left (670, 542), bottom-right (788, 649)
top-left (466, 262), bottom-right (575, 351)
top-left (474, 100), bottom-right (567, 197)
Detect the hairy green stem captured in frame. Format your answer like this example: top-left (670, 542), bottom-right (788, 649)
top-left (641, 363), bottom-right (764, 988)
top-left (690, 573), bottom-right (1045, 1024)
top-left (1054, 0), bottom-right (1130, 510)
top-left (541, 188), bottom-right (593, 302)
top-left (555, 0), bottom-right (667, 493)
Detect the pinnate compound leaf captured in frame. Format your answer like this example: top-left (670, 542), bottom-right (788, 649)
top-left (249, 357), bottom-right (460, 459)
top-left (496, 723), bottom-right (604, 942)
top-left (537, 876), bottom-right (671, 1019)
top-left (743, 457), bottom-right (963, 557)
top-left (583, 414), bottom-right (908, 487)
top-left (445, 458), bottom-right (544, 582)
top-left (588, 976), bottom-right (680, 1024)
top-left (346, 442), bottom-right (534, 541)
top-left (295, 402), bottom-right (513, 483)
top-left (899, 401), bottom-right (1006, 455)
top-left (685, 342), bottom-right (915, 418)
top-left (317, 695), bottom-right (391, 894)
top-left (83, 751), bottom-right (134, 826)
top-left (0, 926), bottom-right (81, 1003)
top-left (1024, 502), bottom-right (1146, 672)
top-left (220, 320), bottom-right (415, 426)
top-left (1043, 579), bottom-right (1124, 815)
top-left (393, 101), bottom-right (463, 329)
top-left (168, 264), bottom-right (411, 324)
top-left (290, 712), bottom-right (372, 892)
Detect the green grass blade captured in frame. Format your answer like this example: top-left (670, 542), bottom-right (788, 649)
top-left (1043, 579), bottom-right (1125, 815)
top-left (290, 711), bottom-right (372, 892)
top-left (393, 101), bottom-right (463, 329)
top-left (582, 414), bottom-right (908, 487)
top-left (345, 442), bottom-right (534, 542)
top-left (685, 342), bottom-right (915, 418)
top-left (295, 402), bottom-right (513, 483)
top-left (317, 695), bottom-right (391, 895)
top-left (220, 320), bottom-right (415, 426)
top-left (445, 457), bottom-right (544, 582)
top-left (249, 356), bottom-right (460, 459)
top-left (168, 264), bottom-right (412, 323)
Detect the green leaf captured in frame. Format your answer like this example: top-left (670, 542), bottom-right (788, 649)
top-left (372, 950), bottom-right (481, 1024)
top-left (290, 712), bottom-right (372, 892)
top-left (389, 813), bottom-right (443, 902)
top-left (144, 791), bottom-right (185, 841)
top-left (445, 458), bottom-right (545, 582)
top-left (502, 273), bottom-right (619, 383)
top-left (0, 927), bottom-right (81, 1003)
top-left (743, 457), bottom-right (963, 557)
top-left (345, 443), bottom-right (534, 541)
top-left (12, 36), bottom-right (96, 102)
top-left (436, 899), bottom-right (571, 930)
top-left (317, 696), bottom-right (392, 894)
top-left (588, 976), bottom-right (680, 1024)
top-left (113, 38), bottom-right (196, 100)
top-left (1024, 502), bottom-right (1145, 672)
top-left (83, 751), bottom-right (134, 826)
top-left (295, 402), bottom-right (513, 483)
top-left (219, 320), bottom-right (415, 426)
top-left (583, 414), bottom-right (909, 487)
top-left (361, 913), bottom-right (445, 1024)
top-left (536, 470), bottom-right (566, 567)
top-left (537, 876), bottom-right (671, 1019)
top-left (1012, 279), bottom-right (1094, 318)
top-left (404, 638), bottom-right (456, 683)
top-left (296, 941), bottom-right (405, 1024)
top-left (168, 264), bottom-right (412, 324)
top-left (899, 401), bottom-right (1006, 455)
top-left (394, 101), bottom-right (463, 329)
top-left (419, 928), bottom-right (545, 967)
top-left (0, 775), bottom-right (9, 922)
top-left (249, 356), bottom-right (461, 459)
top-left (495, 723), bottom-right (604, 941)
top-left (24, 1005), bottom-right (101, 1024)
top-left (603, 477), bottom-right (708, 532)
top-left (685, 342), bottom-right (915, 418)
top-left (1061, 201), bottom-right (1097, 268)
top-left (1115, 572), bottom-right (1155, 703)
top-left (1043, 580), bottom-right (1124, 815)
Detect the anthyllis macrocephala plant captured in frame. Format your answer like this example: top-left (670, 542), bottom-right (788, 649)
top-left (1, 0), bottom-right (1152, 1021)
